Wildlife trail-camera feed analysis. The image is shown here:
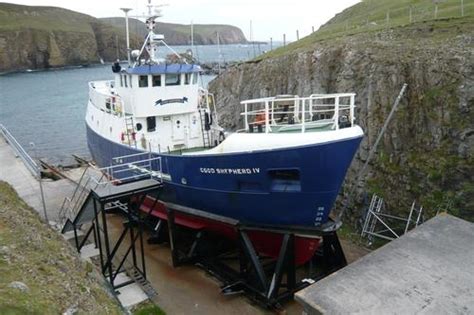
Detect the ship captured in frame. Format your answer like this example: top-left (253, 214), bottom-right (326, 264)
top-left (85, 5), bottom-right (364, 265)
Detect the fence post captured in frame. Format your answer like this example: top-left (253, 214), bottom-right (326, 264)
top-left (409, 7), bottom-right (413, 23)
top-left (283, 33), bottom-right (286, 46)
top-left (296, 29), bottom-right (299, 41)
top-left (30, 142), bottom-right (48, 223)
top-left (386, 10), bottom-right (390, 25)
top-left (434, 4), bottom-right (438, 19)
top-left (461, 0), bottom-right (464, 17)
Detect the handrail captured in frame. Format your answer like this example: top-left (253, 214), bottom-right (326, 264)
top-left (240, 93), bottom-right (356, 105)
top-left (0, 123), bottom-right (41, 178)
top-left (239, 93), bottom-right (356, 133)
top-left (92, 154), bottom-right (164, 186)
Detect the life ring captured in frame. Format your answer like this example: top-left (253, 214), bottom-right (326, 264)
top-left (219, 131), bottom-right (225, 143)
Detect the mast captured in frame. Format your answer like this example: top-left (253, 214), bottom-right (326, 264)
top-left (191, 20), bottom-right (194, 55)
top-left (120, 8), bottom-right (133, 66)
top-left (217, 32), bottom-right (221, 75)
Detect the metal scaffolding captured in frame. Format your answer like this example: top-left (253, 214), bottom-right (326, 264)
top-left (361, 194), bottom-right (424, 243)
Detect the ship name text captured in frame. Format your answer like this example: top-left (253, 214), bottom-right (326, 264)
top-left (199, 168), bottom-right (260, 175)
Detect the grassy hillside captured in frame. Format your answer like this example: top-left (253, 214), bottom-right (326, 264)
top-left (101, 17), bottom-right (248, 45)
top-left (0, 3), bottom-right (141, 71)
top-left (0, 2), bottom-right (95, 33)
top-left (261, 0), bottom-right (474, 59)
top-left (0, 181), bottom-right (122, 314)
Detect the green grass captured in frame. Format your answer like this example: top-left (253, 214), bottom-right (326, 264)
top-left (0, 181), bottom-right (122, 314)
top-left (0, 3), bottom-right (95, 33)
top-left (132, 301), bottom-right (166, 315)
top-left (259, 0), bottom-right (474, 60)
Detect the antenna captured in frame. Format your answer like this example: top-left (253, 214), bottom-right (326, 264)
top-left (132, 1), bottom-right (167, 19)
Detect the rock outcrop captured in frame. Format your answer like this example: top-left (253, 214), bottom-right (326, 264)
top-left (209, 17), bottom-right (474, 222)
top-left (101, 17), bottom-right (248, 45)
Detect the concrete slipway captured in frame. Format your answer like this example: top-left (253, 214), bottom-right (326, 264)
top-left (296, 214), bottom-right (474, 314)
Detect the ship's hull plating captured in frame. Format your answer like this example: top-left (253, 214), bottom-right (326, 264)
top-left (86, 124), bottom-right (362, 229)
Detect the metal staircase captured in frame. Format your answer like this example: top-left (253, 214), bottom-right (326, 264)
top-left (59, 166), bottom-right (104, 229)
top-left (61, 153), bottom-right (164, 297)
top-left (60, 153), bottom-right (163, 233)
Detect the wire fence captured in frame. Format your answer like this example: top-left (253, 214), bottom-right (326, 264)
top-left (315, 0), bottom-right (473, 40)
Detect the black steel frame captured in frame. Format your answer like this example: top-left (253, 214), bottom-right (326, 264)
top-left (67, 181), bottom-right (347, 307)
top-left (163, 206), bottom-right (347, 309)
top-left (69, 183), bottom-right (162, 291)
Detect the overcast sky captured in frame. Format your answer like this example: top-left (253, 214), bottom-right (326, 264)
top-left (5, 0), bottom-right (360, 41)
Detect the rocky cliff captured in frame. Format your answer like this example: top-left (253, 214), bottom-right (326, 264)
top-left (101, 17), bottom-right (248, 45)
top-left (0, 3), bottom-right (138, 72)
top-left (209, 17), bottom-right (474, 222)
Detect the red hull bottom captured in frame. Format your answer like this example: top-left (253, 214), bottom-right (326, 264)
top-left (141, 197), bottom-right (320, 266)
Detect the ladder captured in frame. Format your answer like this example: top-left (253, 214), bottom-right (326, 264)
top-left (125, 116), bottom-right (137, 148)
top-left (199, 109), bottom-right (211, 148)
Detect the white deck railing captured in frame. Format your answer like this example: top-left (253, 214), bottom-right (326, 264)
top-left (239, 93), bottom-right (356, 133)
top-left (91, 152), bottom-right (164, 186)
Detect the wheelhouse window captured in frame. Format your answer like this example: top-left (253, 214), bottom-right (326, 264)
top-left (129, 75), bottom-right (133, 87)
top-left (152, 75), bottom-right (161, 87)
top-left (120, 75), bottom-right (123, 87)
top-left (139, 75), bottom-right (148, 88)
top-left (124, 75), bottom-right (128, 88)
top-left (184, 73), bottom-right (191, 85)
top-left (165, 73), bottom-right (180, 86)
top-left (192, 73), bottom-right (198, 84)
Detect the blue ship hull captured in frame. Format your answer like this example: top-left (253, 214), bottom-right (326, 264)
top-left (87, 124), bottom-right (362, 229)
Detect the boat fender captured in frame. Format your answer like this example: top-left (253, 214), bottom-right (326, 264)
top-left (120, 132), bottom-right (125, 142)
top-left (219, 131), bottom-right (225, 143)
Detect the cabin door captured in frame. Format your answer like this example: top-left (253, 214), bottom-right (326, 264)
top-left (189, 114), bottom-right (200, 139)
top-left (171, 115), bottom-right (185, 141)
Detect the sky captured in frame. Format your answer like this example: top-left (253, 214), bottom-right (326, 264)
top-left (4, 0), bottom-right (360, 41)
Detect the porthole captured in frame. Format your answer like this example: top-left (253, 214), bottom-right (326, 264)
top-left (91, 115), bottom-right (94, 121)
top-left (136, 123), bottom-right (143, 131)
top-left (109, 127), bottom-right (113, 133)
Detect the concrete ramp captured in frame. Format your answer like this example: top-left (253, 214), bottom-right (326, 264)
top-left (296, 214), bottom-right (474, 314)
